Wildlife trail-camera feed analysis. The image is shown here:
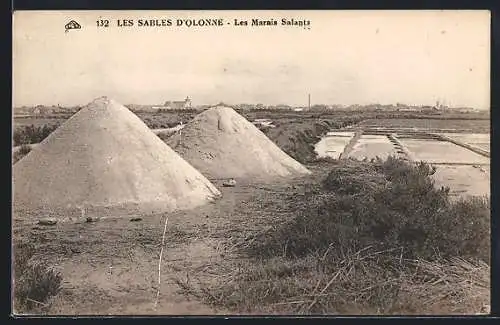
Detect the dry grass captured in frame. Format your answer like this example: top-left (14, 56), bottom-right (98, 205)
top-left (12, 241), bottom-right (63, 314)
top-left (174, 157), bottom-right (490, 315)
top-left (396, 257), bottom-right (490, 314)
top-left (175, 246), bottom-right (490, 315)
top-left (13, 157), bottom-right (490, 315)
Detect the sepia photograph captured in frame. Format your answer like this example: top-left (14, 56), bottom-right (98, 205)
top-left (12, 10), bottom-right (490, 316)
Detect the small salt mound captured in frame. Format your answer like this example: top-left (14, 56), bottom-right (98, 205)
top-left (167, 105), bottom-right (311, 180)
top-left (13, 96), bottom-right (221, 213)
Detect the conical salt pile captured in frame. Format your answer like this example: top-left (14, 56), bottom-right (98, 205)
top-left (13, 97), bottom-right (221, 212)
top-left (166, 105), bottom-right (311, 180)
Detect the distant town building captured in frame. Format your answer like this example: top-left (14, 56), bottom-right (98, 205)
top-left (164, 96), bottom-right (192, 109)
top-left (421, 107), bottom-right (439, 113)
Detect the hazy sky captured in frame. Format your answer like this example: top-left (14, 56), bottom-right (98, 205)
top-left (13, 10), bottom-right (490, 109)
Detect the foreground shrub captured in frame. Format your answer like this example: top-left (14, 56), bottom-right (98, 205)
top-left (249, 157), bottom-right (490, 262)
top-left (322, 163), bottom-right (388, 194)
top-left (13, 241), bottom-right (63, 314)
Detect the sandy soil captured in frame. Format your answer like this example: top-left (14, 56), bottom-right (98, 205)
top-left (399, 139), bottom-right (490, 164)
top-left (13, 174), bottom-right (314, 316)
top-left (347, 135), bottom-right (399, 160)
top-left (12, 159), bottom-right (490, 315)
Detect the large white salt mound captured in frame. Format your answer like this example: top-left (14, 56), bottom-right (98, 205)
top-left (166, 105), bottom-right (311, 180)
top-left (13, 97), bottom-right (221, 212)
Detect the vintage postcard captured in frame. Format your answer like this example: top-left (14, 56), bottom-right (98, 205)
top-left (12, 10), bottom-right (490, 316)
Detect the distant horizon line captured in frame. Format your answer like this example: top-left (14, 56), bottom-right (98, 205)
top-left (13, 102), bottom-right (488, 110)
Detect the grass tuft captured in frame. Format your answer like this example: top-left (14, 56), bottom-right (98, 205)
top-left (12, 241), bottom-right (63, 314)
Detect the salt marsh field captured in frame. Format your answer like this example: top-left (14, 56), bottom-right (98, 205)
top-left (314, 127), bottom-right (490, 198)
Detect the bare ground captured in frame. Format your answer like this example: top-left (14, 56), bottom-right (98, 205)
top-left (12, 170), bottom-right (323, 316)
top-left (12, 161), bottom-right (490, 316)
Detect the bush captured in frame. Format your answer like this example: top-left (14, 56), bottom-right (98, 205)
top-left (250, 157), bottom-right (490, 262)
top-left (322, 163), bottom-right (388, 195)
top-left (13, 241), bottom-right (63, 314)
top-left (13, 124), bottom-right (59, 146)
